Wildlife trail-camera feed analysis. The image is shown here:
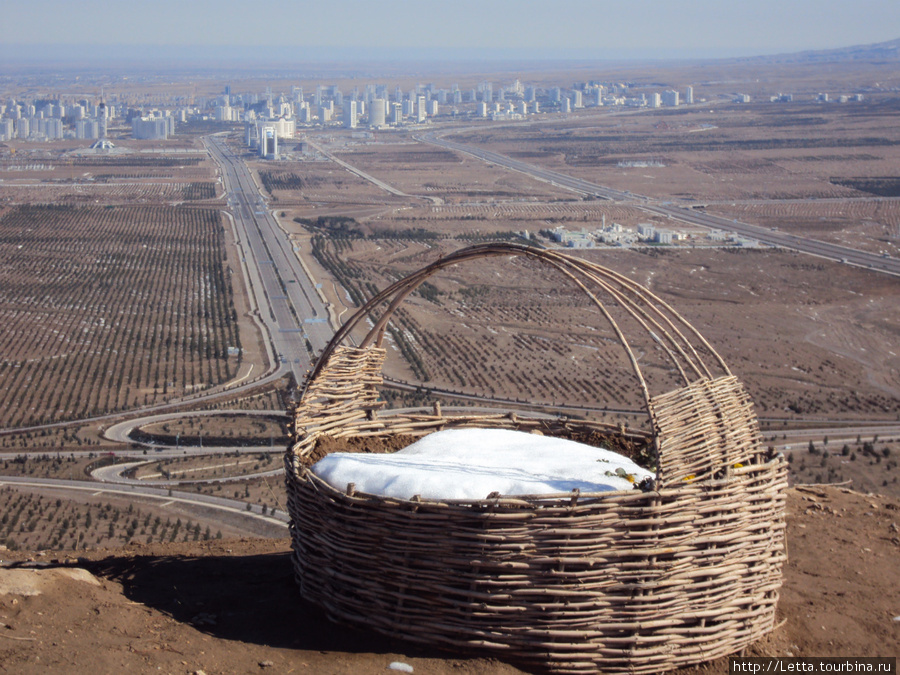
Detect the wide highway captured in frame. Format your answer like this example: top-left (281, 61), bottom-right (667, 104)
top-left (420, 131), bottom-right (900, 277)
top-left (204, 135), bottom-right (334, 383)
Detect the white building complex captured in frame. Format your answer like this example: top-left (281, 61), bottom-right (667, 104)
top-left (132, 116), bottom-right (174, 140)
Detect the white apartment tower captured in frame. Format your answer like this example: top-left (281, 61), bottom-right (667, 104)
top-left (370, 99), bottom-right (386, 127)
top-left (685, 86), bottom-right (694, 104)
top-left (344, 100), bottom-right (358, 129)
top-left (416, 95), bottom-right (426, 123)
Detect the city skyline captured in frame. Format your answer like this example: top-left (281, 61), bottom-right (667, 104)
top-left (2, 0), bottom-right (899, 63)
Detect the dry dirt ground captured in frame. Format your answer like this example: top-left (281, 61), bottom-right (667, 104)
top-left (1, 486), bottom-right (897, 675)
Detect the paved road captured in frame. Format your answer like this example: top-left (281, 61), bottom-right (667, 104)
top-left (204, 134), bottom-right (334, 382)
top-left (419, 131), bottom-right (900, 277)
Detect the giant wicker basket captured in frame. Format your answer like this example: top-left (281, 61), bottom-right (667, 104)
top-left (285, 243), bottom-right (787, 674)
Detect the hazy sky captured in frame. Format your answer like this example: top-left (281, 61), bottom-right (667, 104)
top-left (3, 0), bottom-right (899, 60)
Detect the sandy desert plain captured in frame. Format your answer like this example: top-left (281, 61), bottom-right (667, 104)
top-left (1, 52), bottom-right (899, 673)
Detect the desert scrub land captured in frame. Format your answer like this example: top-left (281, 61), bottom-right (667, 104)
top-left (0, 204), bottom-right (242, 427)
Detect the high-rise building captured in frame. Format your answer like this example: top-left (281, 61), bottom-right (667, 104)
top-left (344, 101), bottom-right (358, 129)
top-left (370, 99), bottom-right (386, 127)
top-left (416, 95), bottom-right (426, 123)
top-left (75, 119), bottom-right (100, 139)
top-left (214, 105), bottom-right (232, 122)
top-left (685, 86), bottom-right (694, 104)
top-left (260, 126), bottom-right (277, 159)
top-left (571, 90), bottom-right (583, 108)
top-left (0, 119), bottom-right (14, 141)
top-left (662, 90), bottom-right (680, 106)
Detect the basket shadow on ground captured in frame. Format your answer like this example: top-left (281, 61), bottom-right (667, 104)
top-left (87, 550), bottom-right (456, 659)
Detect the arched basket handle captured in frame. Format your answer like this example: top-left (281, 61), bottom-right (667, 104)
top-left (297, 243), bottom-right (762, 488)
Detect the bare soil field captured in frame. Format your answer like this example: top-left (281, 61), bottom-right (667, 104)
top-left (0, 486), bottom-right (896, 674)
top-left (0, 204), bottom-right (242, 427)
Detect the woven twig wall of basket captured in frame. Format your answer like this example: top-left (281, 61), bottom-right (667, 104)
top-left (286, 243), bottom-right (787, 675)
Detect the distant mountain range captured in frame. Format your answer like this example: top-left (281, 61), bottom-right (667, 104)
top-left (746, 38), bottom-right (900, 64)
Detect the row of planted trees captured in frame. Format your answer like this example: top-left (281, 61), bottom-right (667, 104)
top-left (0, 204), bottom-right (241, 428)
top-left (0, 489), bottom-right (222, 551)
